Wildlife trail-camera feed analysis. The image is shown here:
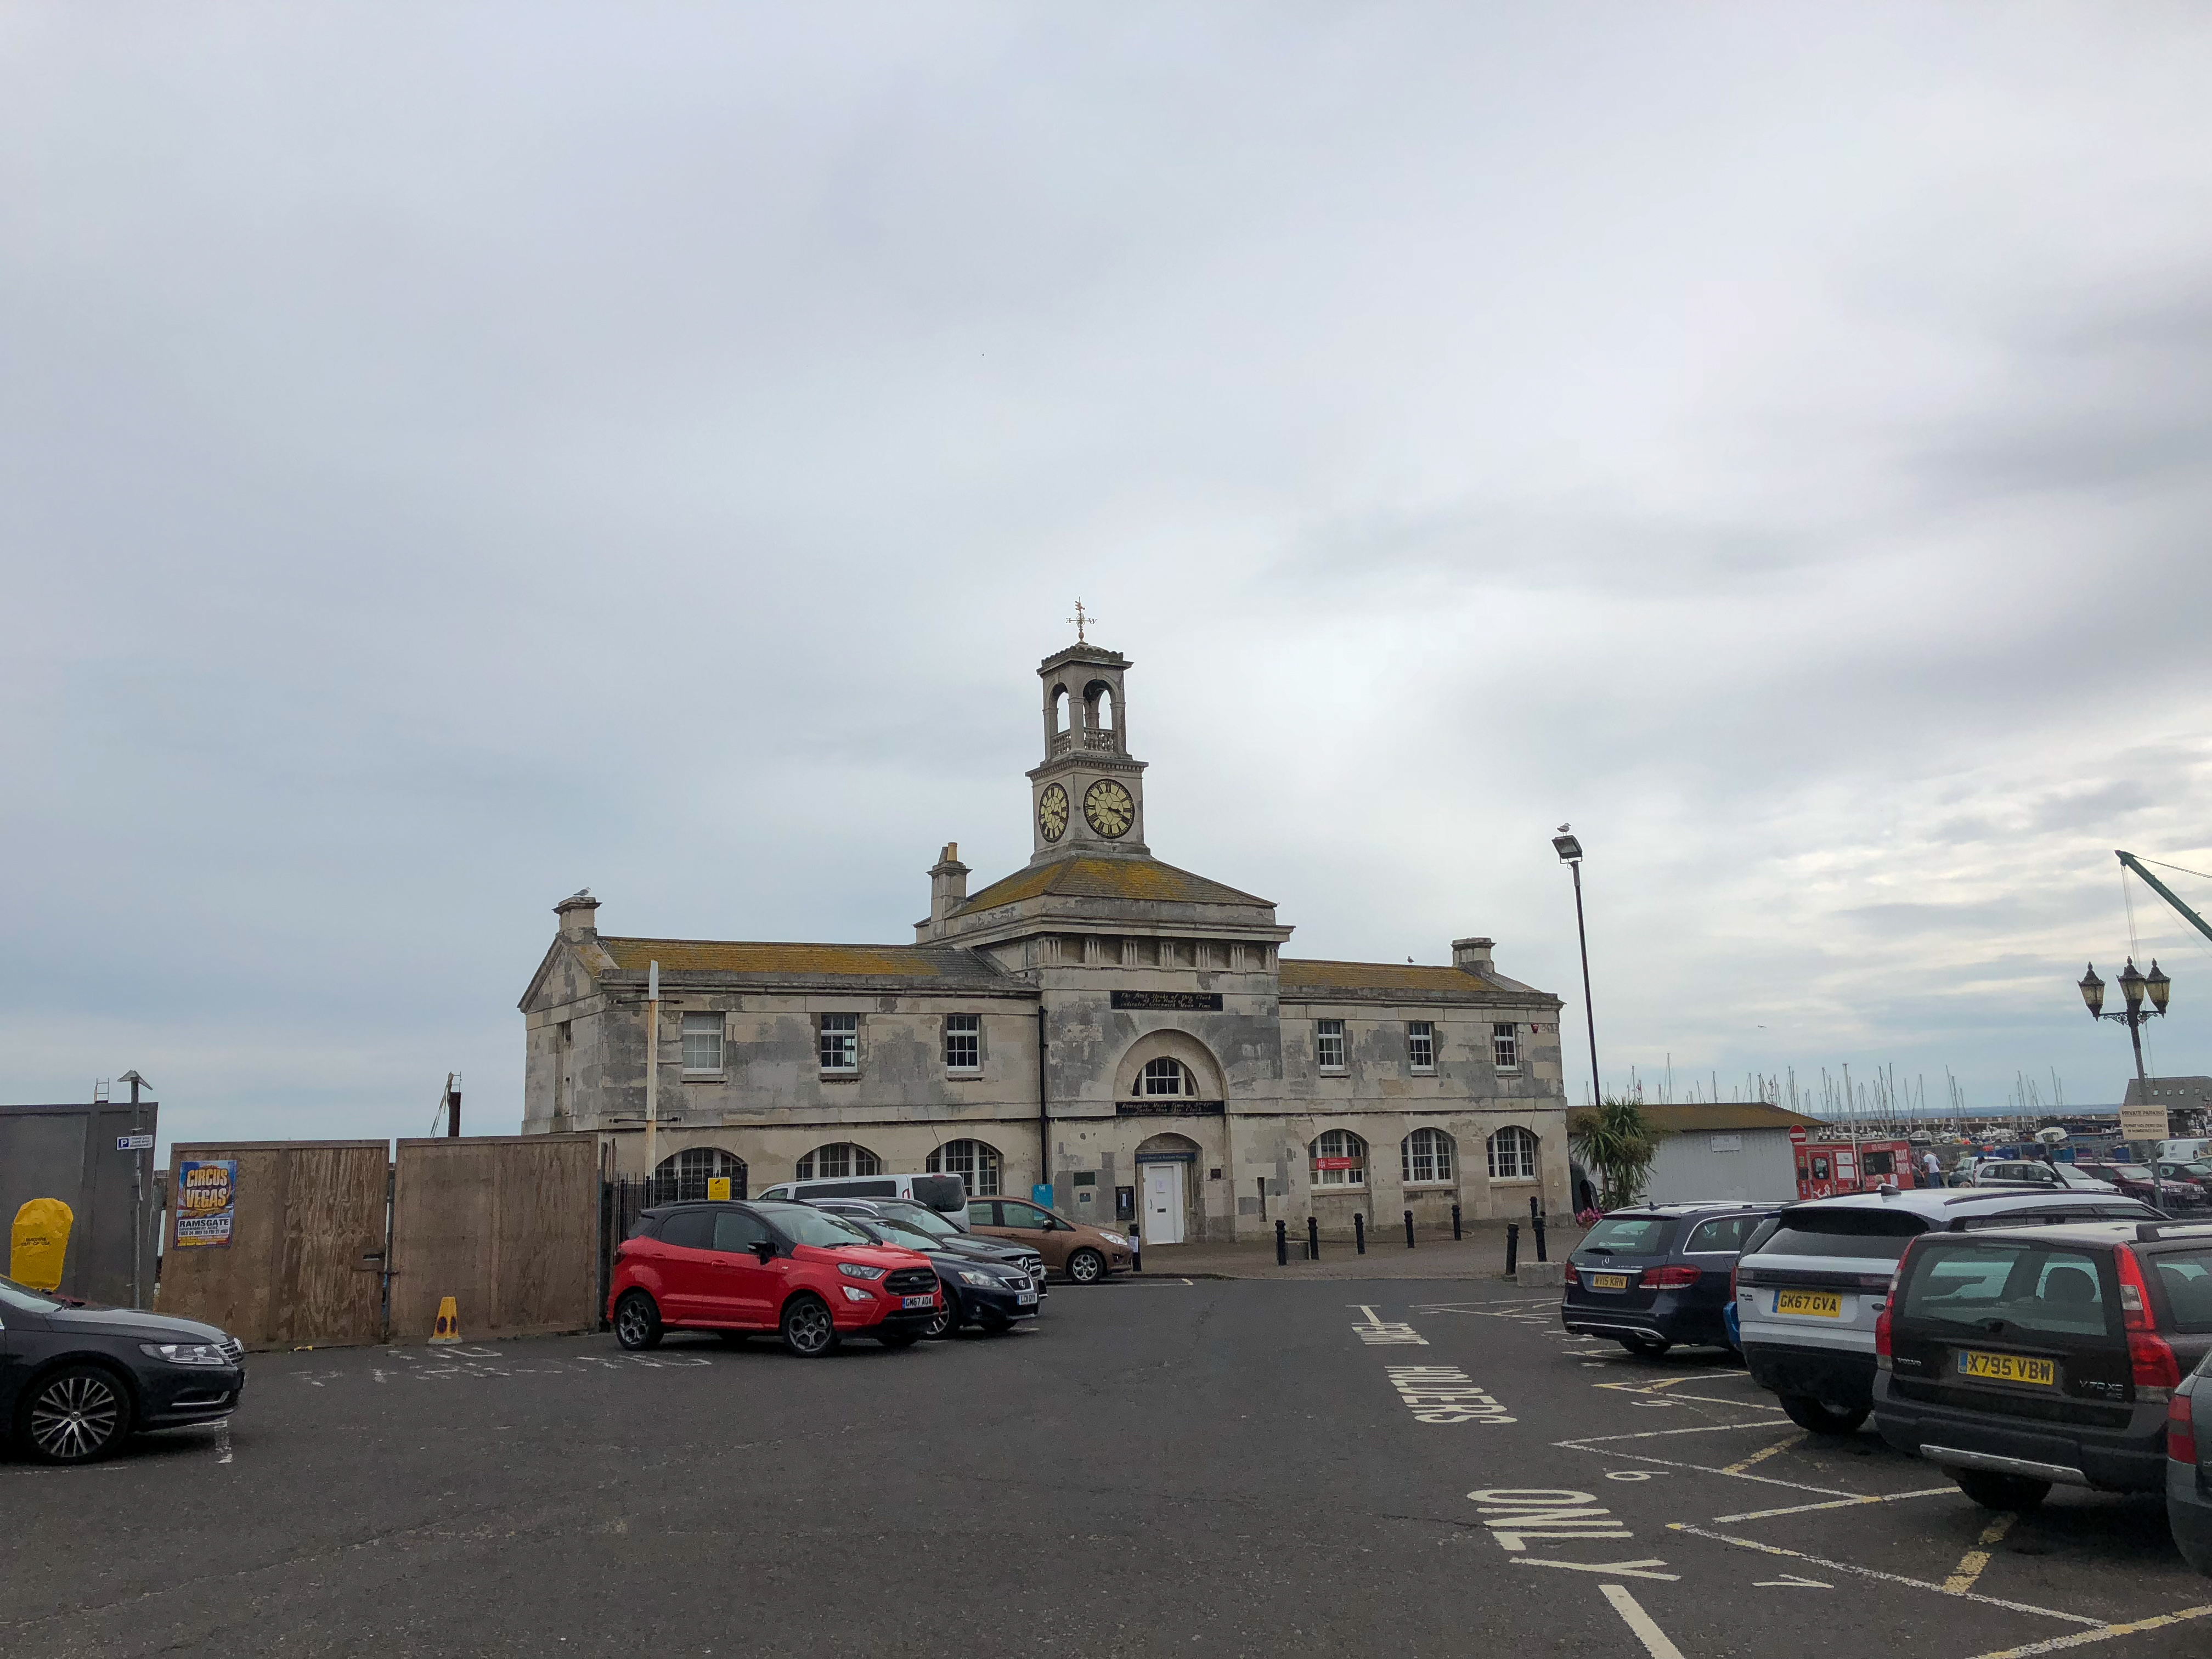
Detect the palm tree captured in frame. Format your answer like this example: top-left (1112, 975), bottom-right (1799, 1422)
top-left (1570, 1097), bottom-right (1658, 1210)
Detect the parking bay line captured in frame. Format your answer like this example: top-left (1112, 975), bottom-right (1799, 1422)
top-left (1713, 1486), bottom-right (1958, 1524)
top-left (1961, 1604), bottom-right (2212, 1659)
top-left (1558, 1420), bottom-right (1867, 1497)
top-left (1600, 1584), bottom-right (1688, 1659)
top-left (1666, 1522), bottom-right (2106, 1628)
top-left (1944, 1513), bottom-right (2017, 1596)
top-left (1721, 1435), bottom-right (1803, 1475)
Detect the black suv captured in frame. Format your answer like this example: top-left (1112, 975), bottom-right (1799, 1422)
top-left (1874, 1219), bottom-right (2212, 1509)
top-left (1561, 1203), bottom-right (1776, 1357)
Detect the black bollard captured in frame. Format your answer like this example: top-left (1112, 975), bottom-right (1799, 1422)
top-left (1505, 1222), bottom-right (1520, 1278)
top-left (1404, 1209), bottom-right (1415, 1249)
top-left (1452, 1202), bottom-right (1463, 1240)
top-left (1534, 1213), bottom-right (1549, 1263)
top-left (1307, 1215), bottom-right (1321, 1262)
top-left (1530, 1194), bottom-right (1541, 1224)
top-left (1131, 1226), bottom-right (1142, 1274)
top-left (1354, 1212), bottom-right (1366, 1254)
top-left (1275, 1219), bottom-right (1288, 1266)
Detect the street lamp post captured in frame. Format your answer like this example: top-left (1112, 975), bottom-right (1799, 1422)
top-left (1553, 827), bottom-right (1602, 1108)
top-left (2080, 958), bottom-right (2172, 1184)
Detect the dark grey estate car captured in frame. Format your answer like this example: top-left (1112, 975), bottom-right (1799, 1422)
top-left (1874, 1220), bottom-right (2212, 1509)
top-left (1, 1274), bottom-right (246, 1464)
top-left (2171, 1347), bottom-right (2212, 1576)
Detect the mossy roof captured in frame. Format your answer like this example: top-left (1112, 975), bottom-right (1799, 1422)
top-left (599, 938), bottom-right (1007, 986)
top-left (1631, 1102), bottom-right (1827, 1135)
top-left (958, 856), bottom-right (1271, 913)
top-left (1277, 959), bottom-right (1499, 997)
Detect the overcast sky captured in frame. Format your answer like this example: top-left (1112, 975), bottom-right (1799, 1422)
top-left (6, 7), bottom-right (2211, 1154)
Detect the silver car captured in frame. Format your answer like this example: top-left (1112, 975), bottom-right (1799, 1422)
top-left (1736, 1187), bottom-right (2162, 1435)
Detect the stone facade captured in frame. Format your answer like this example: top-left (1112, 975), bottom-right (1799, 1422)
top-left (518, 640), bottom-right (1572, 1242)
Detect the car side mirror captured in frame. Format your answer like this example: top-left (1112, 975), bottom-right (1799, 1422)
top-left (751, 1240), bottom-right (777, 1262)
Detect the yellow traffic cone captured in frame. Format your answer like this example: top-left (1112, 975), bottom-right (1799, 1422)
top-left (430, 1296), bottom-right (461, 1345)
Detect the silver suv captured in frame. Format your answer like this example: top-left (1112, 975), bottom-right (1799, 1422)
top-left (1736, 1187), bottom-right (2162, 1435)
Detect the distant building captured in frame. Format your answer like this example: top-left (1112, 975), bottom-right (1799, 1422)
top-left (518, 635), bottom-right (1572, 1243)
top-left (1635, 1101), bottom-right (1827, 1206)
top-left (2124, 1076), bottom-right (2212, 1116)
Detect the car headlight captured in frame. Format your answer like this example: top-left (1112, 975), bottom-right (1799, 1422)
top-left (141, 1342), bottom-right (231, 1367)
top-left (956, 1269), bottom-right (1001, 1287)
top-left (839, 1263), bottom-right (887, 1281)
top-left (841, 1285), bottom-right (874, 1303)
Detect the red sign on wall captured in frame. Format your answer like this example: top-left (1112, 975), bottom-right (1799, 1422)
top-left (1312, 1156), bottom-right (1361, 1171)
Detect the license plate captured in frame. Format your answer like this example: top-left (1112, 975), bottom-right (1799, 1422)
top-left (1589, 1272), bottom-right (1629, 1291)
top-left (1016, 1291), bottom-right (1039, 1306)
top-left (901, 1294), bottom-right (935, 1310)
top-left (1957, 1350), bottom-right (2056, 1386)
top-left (1774, 1289), bottom-right (1843, 1318)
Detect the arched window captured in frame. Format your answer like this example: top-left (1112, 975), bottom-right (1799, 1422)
top-left (1488, 1126), bottom-right (1540, 1181)
top-left (653, 1147), bottom-right (746, 1203)
top-left (1141, 1057), bottom-right (1195, 1098)
top-left (1402, 1128), bottom-right (1455, 1186)
top-left (927, 1138), bottom-right (1002, 1198)
top-left (797, 1143), bottom-right (881, 1182)
top-left (1051, 684), bottom-right (1070, 733)
top-left (1309, 1128), bottom-right (1368, 1188)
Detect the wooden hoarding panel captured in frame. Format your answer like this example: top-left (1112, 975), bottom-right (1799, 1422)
top-left (157, 1141), bottom-right (389, 1350)
top-left (389, 1135), bottom-right (599, 1342)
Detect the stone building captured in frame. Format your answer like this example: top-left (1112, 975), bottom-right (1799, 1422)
top-left (519, 638), bottom-right (1571, 1243)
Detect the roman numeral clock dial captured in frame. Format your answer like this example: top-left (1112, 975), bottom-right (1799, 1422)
top-left (1083, 778), bottom-right (1135, 838)
top-left (1036, 783), bottom-right (1069, 842)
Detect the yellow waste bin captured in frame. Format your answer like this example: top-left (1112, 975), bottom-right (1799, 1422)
top-left (10, 1198), bottom-right (75, 1292)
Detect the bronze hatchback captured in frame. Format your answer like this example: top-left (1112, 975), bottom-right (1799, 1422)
top-left (967, 1197), bottom-right (1132, 1284)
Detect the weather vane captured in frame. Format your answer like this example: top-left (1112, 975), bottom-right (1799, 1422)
top-left (1068, 599), bottom-right (1094, 644)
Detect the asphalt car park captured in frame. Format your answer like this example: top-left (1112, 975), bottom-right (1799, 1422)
top-left (5, 1276), bottom-right (2210, 1659)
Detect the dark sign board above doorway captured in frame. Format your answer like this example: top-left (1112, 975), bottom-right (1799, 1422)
top-left (1117, 1100), bottom-right (1226, 1118)
top-left (1110, 991), bottom-right (1223, 1012)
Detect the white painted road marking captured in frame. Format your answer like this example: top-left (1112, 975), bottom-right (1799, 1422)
top-left (1754, 1573), bottom-right (1831, 1588)
top-left (1385, 1364), bottom-right (1514, 1424)
top-left (1712, 1486), bottom-right (1956, 1524)
top-left (1349, 1305), bottom-right (1427, 1346)
top-left (1472, 1488), bottom-right (1633, 1552)
top-left (1513, 1557), bottom-right (1679, 1581)
top-left (1600, 1583), bottom-right (1686, 1658)
top-left (1665, 1522), bottom-right (2104, 1627)
top-left (1962, 1604), bottom-right (2212, 1658)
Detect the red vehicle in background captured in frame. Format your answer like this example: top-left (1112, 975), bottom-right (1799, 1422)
top-left (609, 1198), bottom-right (941, 1357)
top-left (1790, 1130), bottom-right (1931, 1199)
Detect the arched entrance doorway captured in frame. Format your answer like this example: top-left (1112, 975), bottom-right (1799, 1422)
top-left (1135, 1132), bottom-right (1201, 1245)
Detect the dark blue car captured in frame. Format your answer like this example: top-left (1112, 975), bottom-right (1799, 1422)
top-left (1562, 1203), bottom-right (1778, 1358)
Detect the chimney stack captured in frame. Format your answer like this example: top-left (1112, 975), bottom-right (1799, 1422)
top-left (928, 843), bottom-right (970, 934)
top-left (556, 891), bottom-right (601, 941)
top-left (1452, 936), bottom-right (1495, 975)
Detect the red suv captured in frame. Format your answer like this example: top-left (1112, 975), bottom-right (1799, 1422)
top-left (610, 1199), bottom-right (940, 1357)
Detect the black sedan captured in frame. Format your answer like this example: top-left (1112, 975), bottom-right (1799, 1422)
top-left (833, 1216), bottom-right (1041, 1336)
top-left (1, 1274), bottom-right (246, 1464)
top-left (1561, 1203), bottom-right (1777, 1357)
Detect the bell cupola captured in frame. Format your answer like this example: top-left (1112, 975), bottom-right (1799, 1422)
top-left (1026, 634), bottom-right (1148, 862)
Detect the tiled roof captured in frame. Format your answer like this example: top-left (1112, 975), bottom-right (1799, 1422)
top-left (1630, 1102), bottom-right (1827, 1135)
top-left (958, 856), bottom-right (1271, 913)
top-left (1277, 960), bottom-right (1498, 997)
top-left (598, 938), bottom-right (1008, 986)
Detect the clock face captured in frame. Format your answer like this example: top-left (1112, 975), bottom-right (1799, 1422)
top-left (1037, 783), bottom-right (1069, 842)
top-left (1084, 778), bottom-right (1135, 838)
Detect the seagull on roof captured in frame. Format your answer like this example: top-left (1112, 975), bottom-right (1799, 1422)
top-left (570, 888), bottom-right (591, 899)
top-left (1557, 822), bottom-right (1571, 834)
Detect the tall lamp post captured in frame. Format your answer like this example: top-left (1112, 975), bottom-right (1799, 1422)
top-left (1553, 827), bottom-right (1602, 1108)
top-left (2080, 958), bottom-right (2171, 1166)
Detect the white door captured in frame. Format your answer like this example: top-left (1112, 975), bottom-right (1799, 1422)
top-left (1143, 1161), bottom-right (1186, 1245)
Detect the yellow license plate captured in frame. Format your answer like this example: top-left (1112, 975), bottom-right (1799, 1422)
top-left (1774, 1289), bottom-right (1843, 1318)
top-left (1957, 1350), bottom-right (2056, 1386)
top-left (1589, 1272), bottom-right (1629, 1291)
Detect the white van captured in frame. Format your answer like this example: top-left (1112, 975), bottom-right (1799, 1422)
top-left (2160, 1139), bottom-right (2212, 1164)
top-left (754, 1171), bottom-right (969, 1217)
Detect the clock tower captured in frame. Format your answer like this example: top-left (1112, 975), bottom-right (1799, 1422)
top-left (1028, 641), bottom-right (1149, 862)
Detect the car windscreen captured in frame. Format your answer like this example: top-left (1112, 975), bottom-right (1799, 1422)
top-left (2152, 1249), bottom-right (2212, 1333)
top-left (1577, 1217), bottom-right (1678, 1255)
top-left (757, 1204), bottom-right (876, 1248)
top-left (908, 1174), bottom-right (967, 1212)
top-left (1898, 1240), bottom-right (2115, 1339)
top-left (872, 1220), bottom-right (945, 1251)
top-left (1751, 1209), bottom-right (1925, 1261)
top-left (881, 1202), bottom-right (960, 1238)
top-left (2107, 1166), bottom-right (2153, 1180)
top-left (0, 1274), bottom-right (64, 1313)
top-left (1684, 1214), bottom-right (1764, 1254)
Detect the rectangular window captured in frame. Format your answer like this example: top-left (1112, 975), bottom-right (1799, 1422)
top-left (1492, 1023), bottom-right (1519, 1069)
top-left (1407, 1021), bottom-right (1435, 1073)
top-left (945, 1013), bottom-right (980, 1071)
top-left (819, 1013), bottom-right (857, 1073)
top-left (1316, 1020), bottom-right (1345, 1071)
top-left (680, 1012), bottom-right (724, 1073)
